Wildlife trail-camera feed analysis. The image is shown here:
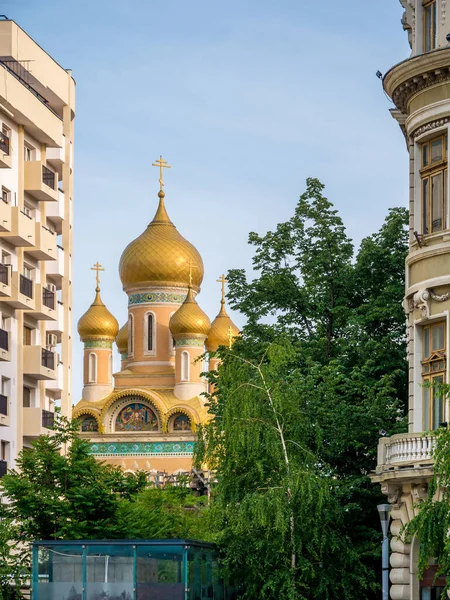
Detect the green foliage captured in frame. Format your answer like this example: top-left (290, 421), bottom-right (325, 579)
top-left (198, 179), bottom-right (408, 599)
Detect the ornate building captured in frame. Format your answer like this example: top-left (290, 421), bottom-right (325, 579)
top-left (372, 2), bottom-right (450, 599)
top-left (72, 157), bottom-right (238, 474)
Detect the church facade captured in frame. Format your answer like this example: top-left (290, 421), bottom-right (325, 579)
top-left (72, 158), bottom-right (238, 475)
top-left (372, 2), bottom-right (450, 599)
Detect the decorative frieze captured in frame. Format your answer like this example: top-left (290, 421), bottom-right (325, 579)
top-left (413, 117), bottom-right (450, 139)
top-left (88, 440), bottom-right (195, 456)
top-left (128, 291), bottom-right (187, 305)
top-left (84, 339), bottom-right (113, 349)
top-left (176, 338), bottom-right (205, 347)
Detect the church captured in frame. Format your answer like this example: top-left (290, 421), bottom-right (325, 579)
top-left (72, 157), bottom-right (238, 474)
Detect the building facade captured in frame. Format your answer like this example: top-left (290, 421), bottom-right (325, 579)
top-left (73, 164), bottom-right (238, 475)
top-left (373, 1), bottom-right (450, 599)
top-left (0, 20), bottom-right (75, 472)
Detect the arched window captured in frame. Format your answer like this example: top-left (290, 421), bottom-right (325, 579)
top-left (147, 314), bottom-right (154, 351)
top-left (144, 312), bottom-right (156, 354)
top-left (181, 351), bottom-right (189, 382)
top-left (128, 314), bottom-right (134, 356)
top-left (88, 353), bottom-right (97, 383)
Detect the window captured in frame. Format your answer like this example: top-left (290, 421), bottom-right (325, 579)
top-left (423, 0), bottom-right (437, 52)
top-left (422, 322), bottom-right (446, 430)
top-left (23, 264), bottom-right (33, 280)
top-left (0, 441), bottom-right (9, 462)
top-left (146, 313), bottom-right (155, 352)
top-left (23, 386), bottom-right (32, 408)
top-left (24, 143), bottom-right (34, 162)
top-left (181, 351), bottom-right (190, 382)
top-left (22, 204), bottom-right (34, 219)
top-left (128, 314), bottom-right (134, 356)
top-left (88, 353), bottom-right (97, 384)
top-left (421, 134), bottom-right (448, 234)
top-left (23, 326), bottom-right (32, 346)
top-left (1, 187), bottom-right (10, 204)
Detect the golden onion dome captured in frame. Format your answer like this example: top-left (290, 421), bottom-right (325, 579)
top-left (169, 287), bottom-right (211, 339)
top-left (77, 288), bottom-right (119, 342)
top-left (119, 191), bottom-right (204, 292)
top-left (116, 322), bottom-right (128, 354)
top-left (206, 301), bottom-right (239, 352)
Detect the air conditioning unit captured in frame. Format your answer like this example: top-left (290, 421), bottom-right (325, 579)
top-left (47, 334), bottom-right (58, 348)
top-left (47, 283), bottom-right (57, 293)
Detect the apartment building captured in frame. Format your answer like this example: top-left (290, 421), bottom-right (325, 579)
top-left (0, 19), bottom-right (75, 472)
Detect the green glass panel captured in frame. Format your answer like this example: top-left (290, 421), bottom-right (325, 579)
top-left (37, 546), bottom-right (83, 600)
top-left (86, 545), bottom-right (134, 600)
top-left (136, 545), bottom-right (184, 600)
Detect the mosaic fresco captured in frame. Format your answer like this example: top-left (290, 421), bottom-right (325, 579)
top-left (115, 403), bottom-right (159, 432)
top-left (80, 415), bottom-right (99, 432)
top-left (173, 414), bottom-right (191, 431)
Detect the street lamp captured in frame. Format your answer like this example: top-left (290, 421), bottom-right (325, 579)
top-left (377, 503), bottom-right (392, 600)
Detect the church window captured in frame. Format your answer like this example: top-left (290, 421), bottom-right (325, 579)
top-left (88, 352), bottom-right (97, 384)
top-left (421, 133), bottom-right (448, 235)
top-left (181, 351), bottom-right (189, 382)
top-left (144, 312), bottom-right (156, 354)
top-left (115, 400), bottom-right (159, 431)
top-left (422, 322), bottom-right (446, 430)
top-left (128, 314), bottom-right (134, 356)
top-left (423, 0), bottom-right (437, 52)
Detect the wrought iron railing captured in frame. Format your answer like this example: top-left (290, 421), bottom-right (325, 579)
top-left (42, 287), bottom-right (55, 309)
top-left (0, 329), bottom-right (8, 351)
top-left (41, 349), bottom-right (55, 370)
top-left (42, 410), bottom-right (54, 429)
top-left (42, 166), bottom-right (55, 190)
top-left (0, 394), bottom-right (7, 416)
top-left (0, 131), bottom-right (9, 155)
top-left (0, 264), bottom-right (9, 285)
top-left (20, 274), bottom-right (33, 298)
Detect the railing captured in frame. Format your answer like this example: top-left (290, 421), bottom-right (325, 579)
top-left (379, 433), bottom-right (436, 468)
top-left (0, 460), bottom-right (7, 478)
top-left (0, 329), bottom-right (8, 351)
top-left (42, 166), bottom-right (55, 190)
top-left (0, 131), bottom-right (9, 155)
top-left (0, 394), bottom-right (7, 416)
top-left (0, 264), bottom-right (9, 285)
top-left (42, 409), bottom-right (54, 429)
top-left (42, 287), bottom-right (55, 309)
top-left (41, 349), bottom-right (55, 370)
top-left (20, 274), bottom-right (33, 298)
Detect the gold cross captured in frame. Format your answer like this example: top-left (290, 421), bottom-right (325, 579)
top-left (91, 262), bottom-right (104, 290)
top-left (152, 155), bottom-right (171, 191)
top-left (217, 274), bottom-right (228, 303)
top-left (187, 259), bottom-right (198, 287)
top-left (228, 326), bottom-right (234, 349)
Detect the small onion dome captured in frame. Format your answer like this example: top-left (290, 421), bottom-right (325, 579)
top-left (116, 322), bottom-right (128, 354)
top-left (206, 302), bottom-right (239, 352)
top-left (169, 287), bottom-right (211, 339)
top-left (119, 191), bottom-right (204, 292)
top-left (77, 288), bottom-right (119, 342)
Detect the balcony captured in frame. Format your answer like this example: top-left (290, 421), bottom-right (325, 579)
top-left (0, 264), bottom-right (11, 297)
top-left (374, 432), bottom-right (436, 481)
top-left (46, 146), bottom-right (64, 176)
top-left (2, 271), bottom-right (35, 310)
top-left (0, 394), bottom-right (9, 427)
top-left (0, 131), bottom-right (11, 169)
top-left (0, 460), bottom-right (6, 478)
top-left (23, 345), bottom-right (56, 380)
top-left (24, 161), bottom-right (58, 202)
top-left (27, 224), bottom-right (56, 261)
top-left (46, 245), bottom-right (64, 287)
top-left (23, 407), bottom-right (55, 438)
top-left (46, 190), bottom-right (65, 227)
top-left (0, 199), bottom-right (11, 232)
top-left (1, 207), bottom-right (35, 247)
top-left (0, 329), bottom-right (10, 362)
top-left (46, 361), bottom-right (63, 399)
top-left (27, 285), bottom-right (57, 321)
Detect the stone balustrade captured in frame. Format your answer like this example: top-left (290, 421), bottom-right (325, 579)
top-left (377, 432), bottom-right (436, 471)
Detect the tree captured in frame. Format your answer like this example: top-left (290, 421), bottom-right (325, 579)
top-left (198, 179), bottom-right (409, 599)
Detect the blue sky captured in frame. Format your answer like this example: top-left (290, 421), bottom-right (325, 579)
top-left (5, 0), bottom-right (409, 402)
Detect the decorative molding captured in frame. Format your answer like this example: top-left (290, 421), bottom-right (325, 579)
top-left (84, 340), bottom-right (113, 349)
top-left (413, 288), bottom-right (430, 319)
top-left (392, 67), bottom-right (450, 114)
top-left (129, 291), bottom-right (187, 306)
top-left (442, 0), bottom-right (447, 26)
top-left (412, 483), bottom-right (428, 501)
top-left (413, 116), bottom-right (450, 139)
top-left (88, 440), bottom-right (195, 456)
top-left (429, 289), bottom-right (450, 302)
top-left (165, 406), bottom-right (198, 432)
top-left (175, 338), bottom-right (205, 348)
top-left (380, 483), bottom-right (402, 505)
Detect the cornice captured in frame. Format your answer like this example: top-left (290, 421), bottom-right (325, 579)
top-left (383, 47), bottom-right (450, 113)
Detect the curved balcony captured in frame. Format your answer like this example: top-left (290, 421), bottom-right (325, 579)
top-left (375, 432), bottom-right (436, 479)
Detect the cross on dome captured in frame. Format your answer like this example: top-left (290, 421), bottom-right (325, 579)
top-left (91, 261), bottom-right (104, 292)
top-left (217, 274), bottom-right (228, 304)
top-left (151, 155), bottom-right (171, 191)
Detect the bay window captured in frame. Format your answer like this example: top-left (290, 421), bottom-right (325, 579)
top-left (422, 322), bottom-right (446, 430)
top-left (421, 133), bottom-right (448, 235)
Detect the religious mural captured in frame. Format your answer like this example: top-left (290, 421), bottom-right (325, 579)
top-left (80, 415), bottom-right (99, 432)
top-left (115, 400), bottom-right (159, 432)
top-left (172, 414), bottom-right (191, 431)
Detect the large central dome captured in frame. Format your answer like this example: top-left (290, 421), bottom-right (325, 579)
top-left (119, 191), bottom-right (204, 291)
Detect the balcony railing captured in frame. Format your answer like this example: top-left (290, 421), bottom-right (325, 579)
top-left (0, 264), bottom-right (9, 285)
top-left (42, 287), bottom-right (55, 309)
top-left (0, 329), bottom-right (8, 351)
top-left (20, 274), bottom-right (33, 298)
top-left (41, 349), bottom-right (54, 370)
top-left (0, 394), bottom-right (7, 416)
top-left (42, 409), bottom-right (54, 430)
top-left (377, 432), bottom-right (437, 471)
top-left (0, 131), bottom-right (9, 155)
top-left (42, 166), bottom-right (55, 190)
top-left (0, 460), bottom-right (7, 478)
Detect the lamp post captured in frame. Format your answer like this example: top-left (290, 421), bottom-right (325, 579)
top-left (377, 503), bottom-right (392, 600)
